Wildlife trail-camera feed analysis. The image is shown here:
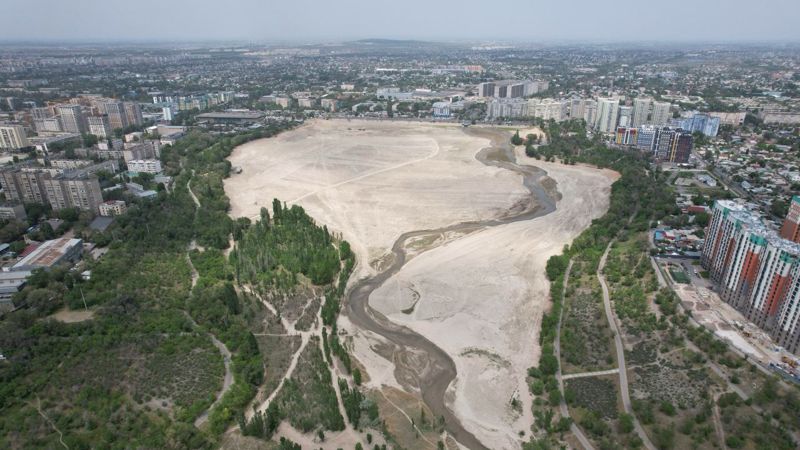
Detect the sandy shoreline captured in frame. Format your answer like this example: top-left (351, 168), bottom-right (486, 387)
top-left (224, 119), bottom-right (616, 449)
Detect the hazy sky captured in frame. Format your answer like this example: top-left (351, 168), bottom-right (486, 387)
top-left (3, 0), bottom-right (799, 43)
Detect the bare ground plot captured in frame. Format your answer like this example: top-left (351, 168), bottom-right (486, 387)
top-left (225, 121), bottom-right (617, 449)
top-left (370, 158), bottom-right (617, 448)
top-left (225, 119), bottom-right (529, 279)
top-left (49, 308), bottom-right (95, 323)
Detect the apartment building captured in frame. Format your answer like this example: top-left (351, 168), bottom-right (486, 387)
top-left (101, 101), bottom-right (128, 130)
top-left (486, 98), bottom-right (528, 119)
top-left (653, 128), bottom-right (693, 163)
top-left (702, 200), bottom-right (800, 354)
top-left (0, 168), bottom-right (103, 212)
top-left (0, 125), bottom-right (30, 150)
top-left (124, 102), bottom-right (143, 126)
top-left (127, 159), bottom-right (162, 174)
top-left (56, 104), bottom-right (87, 134)
top-left (594, 98), bottom-right (620, 133)
top-left (87, 115), bottom-right (112, 139)
top-left (650, 101), bottom-right (672, 126)
top-left (780, 196), bottom-right (800, 244)
top-left (632, 97), bottom-right (652, 128)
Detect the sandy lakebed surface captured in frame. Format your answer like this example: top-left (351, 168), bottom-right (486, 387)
top-left (224, 119), bottom-right (617, 449)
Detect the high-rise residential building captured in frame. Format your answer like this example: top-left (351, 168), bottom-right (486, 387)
top-left (486, 98), bottom-right (528, 119)
top-left (615, 127), bottom-right (638, 146)
top-left (636, 125), bottom-right (659, 151)
top-left (57, 104), bottom-right (87, 134)
top-left (702, 200), bottom-right (800, 355)
top-left (632, 97), bottom-right (652, 128)
top-left (102, 101), bottom-right (128, 131)
top-left (530, 99), bottom-right (566, 122)
top-left (583, 100), bottom-right (598, 126)
top-left (594, 98), bottom-right (620, 133)
top-left (31, 107), bottom-right (54, 120)
top-left (33, 117), bottom-right (62, 133)
top-left (524, 80), bottom-right (549, 96)
top-left (650, 101), bottom-right (672, 126)
top-left (0, 168), bottom-right (103, 212)
top-left (569, 99), bottom-right (585, 120)
top-left (0, 125), bottom-right (30, 150)
top-left (124, 102), bottom-right (143, 126)
top-left (0, 169), bottom-right (47, 204)
top-left (618, 106), bottom-right (633, 128)
top-left (162, 104), bottom-right (176, 121)
top-left (505, 81), bottom-right (526, 98)
top-left (478, 80), bottom-right (541, 98)
top-left (477, 82), bottom-right (496, 97)
top-left (87, 115), bottom-right (112, 139)
top-left (43, 174), bottom-right (104, 212)
top-left (672, 113), bottom-right (721, 137)
top-left (780, 196), bottom-right (800, 244)
top-left (653, 127), bottom-right (693, 163)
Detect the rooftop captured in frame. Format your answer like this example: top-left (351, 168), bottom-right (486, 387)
top-left (717, 200), bottom-right (800, 256)
top-left (13, 237), bottom-right (82, 270)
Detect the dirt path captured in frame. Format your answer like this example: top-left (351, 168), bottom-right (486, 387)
top-left (711, 392), bottom-right (728, 450)
top-left (315, 315), bottom-right (364, 444)
top-left (346, 128), bottom-right (558, 450)
top-left (597, 242), bottom-right (656, 450)
top-left (182, 295), bottom-right (234, 428)
top-left (562, 368), bottom-right (620, 380)
top-left (187, 171), bottom-right (201, 208)
top-left (183, 171), bottom-right (235, 428)
top-left (554, 260), bottom-right (595, 450)
top-left (194, 332), bottom-right (234, 427)
top-left (241, 285), bottom-right (293, 335)
top-left (35, 397), bottom-right (68, 449)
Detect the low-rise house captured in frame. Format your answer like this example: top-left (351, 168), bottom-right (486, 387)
top-left (98, 200), bottom-right (127, 217)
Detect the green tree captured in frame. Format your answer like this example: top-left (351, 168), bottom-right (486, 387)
top-left (618, 413), bottom-right (634, 433)
top-left (511, 130), bottom-right (523, 146)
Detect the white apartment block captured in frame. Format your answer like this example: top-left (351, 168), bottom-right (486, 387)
top-left (529, 99), bottom-right (566, 122)
top-left (0, 125), bottom-right (30, 150)
top-left (127, 159), bottom-right (162, 174)
top-left (651, 101), bottom-right (672, 126)
top-left (594, 98), bottom-right (620, 133)
top-left (632, 97), bottom-right (652, 128)
top-left (88, 115), bottom-right (112, 139)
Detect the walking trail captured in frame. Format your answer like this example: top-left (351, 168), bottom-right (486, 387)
top-left (597, 241), bottom-right (657, 450)
top-left (554, 260), bottom-right (595, 450)
top-left (185, 169), bottom-right (234, 428)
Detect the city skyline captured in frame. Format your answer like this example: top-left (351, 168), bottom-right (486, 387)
top-left (3, 0), bottom-right (800, 43)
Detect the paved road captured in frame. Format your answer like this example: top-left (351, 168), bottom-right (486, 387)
top-left (346, 128), bottom-right (557, 450)
top-left (554, 260), bottom-right (595, 450)
top-left (597, 242), bottom-right (657, 450)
